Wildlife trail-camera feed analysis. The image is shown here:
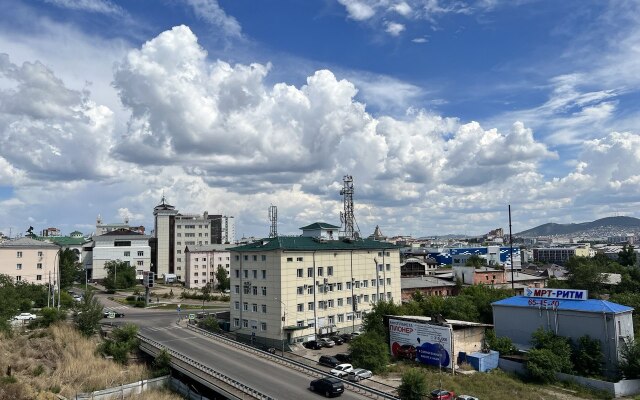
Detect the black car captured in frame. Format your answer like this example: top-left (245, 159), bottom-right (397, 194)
top-left (303, 340), bottom-right (323, 350)
top-left (335, 353), bottom-right (352, 363)
top-left (310, 377), bottom-right (344, 397)
top-left (330, 335), bottom-right (344, 345)
top-left (318, 355), bottom-right (340, 368)
top-left (339, 333), bottom-right (353, 343)
top-left (103, 310), bottom-right (125, 318)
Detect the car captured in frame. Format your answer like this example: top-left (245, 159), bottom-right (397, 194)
top-left (456, 396), bottom-right (479, 400)
top-left (397, 344), bottom-right (417, 360)
top-left (103, 310), bottom-right (125, 318)
top-left (330, 363), bottom-right (353, 377)
top-left (335, 353), bottom-right (352, 363)
top-left (223, 289), bottom-right (231, 294)
top-left (13, 313), bottom-right (36, 321)
top-left (303, 340), bottom-right (323, 350)
top-left (309, 377), bottom-right (344, 397)
top-left (318, 355), bottom-right (340, 368)
top-left (347, 368), bottom-right (373, 382)
top-left (330, 335), bottom-right (344, 345)
top-left (339, 333), bottom-right (353, 343)
top-left (318, 338), bottom-right (335, 348)
top-left (72, 294), bottom-right (83, 302)
top-left (430, 389), bottom-right (456, 400)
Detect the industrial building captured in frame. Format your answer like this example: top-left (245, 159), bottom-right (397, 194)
top-left (532, 245), bottom-right (591, 264)
top-left (492, 293), bottom-right (634, 377)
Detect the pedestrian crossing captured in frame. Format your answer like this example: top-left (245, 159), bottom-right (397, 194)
top-left (106, 305), bottom-right (128, 310)
top-left (143, 325), bottom-right (184, 332)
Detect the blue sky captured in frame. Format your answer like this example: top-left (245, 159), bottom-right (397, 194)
top-left (0, 0), bottom-right (639, 239)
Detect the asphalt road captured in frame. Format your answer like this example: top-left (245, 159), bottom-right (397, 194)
top-left (96, 294), bottom-right (371, 400)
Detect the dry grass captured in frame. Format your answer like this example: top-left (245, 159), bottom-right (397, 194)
top-left (0, 323), bottom-right (182, 399)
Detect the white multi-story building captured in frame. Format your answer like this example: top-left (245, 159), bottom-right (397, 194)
top-left (0, 237), bottom-right (59, 285)
top-left (229, 222), bottom-right (401, 349)
top-left (184, 245), bottom-right (231, 289)
top-left (86, 229), bottom-right (151, 280)
top-left (153, 197), bottom-right (235, 281)
top-left (95, 215), bottom-right (145, 236)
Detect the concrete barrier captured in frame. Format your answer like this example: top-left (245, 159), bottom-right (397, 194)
top-left (74, 376), bottom-right (169, 399)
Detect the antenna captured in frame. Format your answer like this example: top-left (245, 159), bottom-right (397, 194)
top-left (268, 205), bottom-right (278, 238)
top-left (339, 175), bottom-right (360, 239)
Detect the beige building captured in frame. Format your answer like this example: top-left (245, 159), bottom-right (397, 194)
top-left (229, 223), bottom-right (402, 348)
top-left (184, 245), bottom-right (231, 289)
top-left (0, 237), bottom-right (59, 285)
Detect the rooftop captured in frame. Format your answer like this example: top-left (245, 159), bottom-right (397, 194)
top-left (299, 222), bottom-right (340, 230)
top-left (390, 315), bottom-right (492, 328)
top-left (231, 236), bottom-right (401, 252)
top-left (401, 276), bottom-right (457, 289)
top-left (492, 296), bottom-right (633, 314)
top-left (0, 237), bottom-right (59, 249)
top-left (185, 244), bottom-right (233, 252)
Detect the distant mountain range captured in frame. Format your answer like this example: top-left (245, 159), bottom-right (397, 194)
top-left (516, 216), bottom-right (640, 237)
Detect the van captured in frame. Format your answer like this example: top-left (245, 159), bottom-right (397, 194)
top-left (318, 355), bottom-right (340, 368)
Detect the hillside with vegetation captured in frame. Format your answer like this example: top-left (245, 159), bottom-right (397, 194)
top-left (516, 216), bottom-right (640, 237)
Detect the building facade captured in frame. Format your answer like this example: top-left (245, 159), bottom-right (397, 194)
top-left (87, 229), bottom-right (151, 280)
top-left (0, 237), bottom-right (59, 285)
top-left (229, 227), bottom-right (402, 348)
top-left (184, 245), bottom-right (231, 289)
top-left (400, 276), bottom-right (458, 301)
top-left (532, 245), bottom-right (591, 264)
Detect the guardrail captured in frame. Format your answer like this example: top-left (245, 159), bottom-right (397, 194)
top-left (137, 334), bottom-right (276, 400)
top-left (185, 324), bottom-right (399, 400)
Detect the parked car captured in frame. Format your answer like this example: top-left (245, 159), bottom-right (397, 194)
top-left (430, 389), bottom-right (456, 400)
top-left (330, 335), bottom-right (344, 345)
top-left (335, 353), bottom-right (352, 363)
top-left (310, 377), bottom-right (344, 397)
top-left (339, 333), bottom-right (353, 343)
top-left (397, 344), bottom-right (417, 360)
top-left (304, 340), bottom-right (323, 350)
top-left (330, 363), bottom-right (353, 377)
top-left (72, 294), bottom-right (83, 302)
top-left (347, 368), bottom-right (373, 382)
top-left (318, 355), bottom-right (340, 368)
top-left (103, 310), bottom-right (125, 318)
top-left (13, 313), bottom-right (36, 321)
top-left (318, 338), bottom-right (335, 348)
top-left (456, 396), bottom-right (479, 400)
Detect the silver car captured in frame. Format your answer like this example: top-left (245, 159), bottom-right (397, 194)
top-left (318, 338), bottom-right (335, 348)
top-left (347, 368), bottom-right (373, 382)
top-left (456, 396), bottom-right (479, 400)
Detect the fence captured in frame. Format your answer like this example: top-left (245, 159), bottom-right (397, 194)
top-left (74, 376), bottom-right (169, 400)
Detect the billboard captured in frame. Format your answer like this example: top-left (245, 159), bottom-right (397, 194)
top-left (389, 318), bottom-right (453, 368)
top-left (524, 288), bottom-right (587, 300)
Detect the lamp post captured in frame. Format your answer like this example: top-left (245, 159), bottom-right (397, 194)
top-left (277, 298), bottom-right (287, 355)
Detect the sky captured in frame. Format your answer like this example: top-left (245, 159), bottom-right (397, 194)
top-left (1, 0), bottom-right (640, 239)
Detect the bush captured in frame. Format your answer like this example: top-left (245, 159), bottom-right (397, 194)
top-left (485, 329), bottom-right (515, 355)
top-left (126, 295), bottom-right (136, 301)
top-left (527, 348), bottom-right (562, 383)
top-left (31, 307), bottom-right (66, 328)
top-left (152, 349), bottom-right (171, 377)
top-left (398, 368), bottom-right (428, 400)
top-left (134, 300), bottom-right (146, 308)
top-left (198, 316), bottom-right (221, 333)
top-left (100, 324), bottom-right (139, 365)
top-left (530, 328), bottom-right (573, 373)
top-left (619, 339), bottom-right (640, 379)
top-left (572, 335), bottom-right (603, 377)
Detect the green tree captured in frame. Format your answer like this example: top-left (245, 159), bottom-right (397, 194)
top-left (59, 249), bottom-right (82, 290)
top-left (198, 316), bottom-right (221, 333)
top-left (361, 300), bottom-right (401, 338)
top-left (572, 335), bottom-right (603, 377)
top-left (398, 368), bottom-right (428, 400)
top-left (619, 339), bottom-right (640, 379)
top-left (530, 328), bottom-right (573, 374)
top-left (100, 324), bottom-right (139, 364)
top-left (465, 255), bottom-right (487, 268)
top-left (73, 289), bottom-right (104, 337)
top-left (0, 275), bottom-right (21, 333)
top-left (565, 256), bottom-right (605, 296)
top-left (458, 285), bottom-right (513, 324)
top-left (610, 292), bottom-right (640, 333)
top-left (152, 349), bottom-right (172, 377)
top-left (348, 332), bottom-right (390, 374)
top-left (103, 260), bottom-right (137, 290)
top-left (527, 348), bottom-right (562, 383)
top-left (215, 266), bottom-right (230, 291)
top-left (485, 329), bottom-right (515, 355)
top-left (618, 245), bottom-right (637, 267)
top-left (442, 295), bottom-right (480, 322)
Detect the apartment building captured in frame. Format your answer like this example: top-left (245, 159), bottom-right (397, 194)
top-left (85, 229), bottom-right (151, 280)
top-left (184, 244), bottom-right (231, 289)
top-left (532, 245), bottom-right (591, 264)
top-left (0, 237), bottom-right (59, 285)
top-left (229, 223), bottom-right (402, 349)
top-left (153, 196), bottom-right (235, 281)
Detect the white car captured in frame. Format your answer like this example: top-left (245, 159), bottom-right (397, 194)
top-left (330, 363), bottom-right (353, 377)
top-left (456, 396), bottom-right (479, 400)
top-left (13, 313), bottom-right (37, 321)
top-left (347, 368), bottom-right (373, 382)
top-left (318, 338), bottom-right (335, 348)
top-left (73, 294), bottom-right (83, 302)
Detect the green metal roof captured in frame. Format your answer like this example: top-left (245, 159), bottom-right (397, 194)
top-left (231, 236), bottom-right (400, 252)
top-left (299, 222), bottom-right (340, 230)
top-left (36, 236), bottom-right (87, 246)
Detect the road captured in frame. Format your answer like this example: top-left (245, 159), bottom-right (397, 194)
top-left (97, 294), bottom-right (372, 400)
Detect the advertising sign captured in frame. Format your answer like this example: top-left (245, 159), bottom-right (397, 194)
top-left (524, 288), bottom-right (588, 301)
top-left (389, 318), bottom-right (453, 368)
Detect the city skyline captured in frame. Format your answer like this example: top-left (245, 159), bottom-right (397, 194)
top-left (1, 1), bottom-right (640, 238)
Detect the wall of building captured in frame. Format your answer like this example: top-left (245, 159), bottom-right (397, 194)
top-left (453, 326), bottom-right (487, 356)
top-left (185, 249), bottom-right (230, 289)
top-left (0, 244), bottom-right (58, 285)
top-left (92, 238), bottom-right (151, 280)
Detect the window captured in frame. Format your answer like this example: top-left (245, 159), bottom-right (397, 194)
top-left (287, 257), bottom-right (293, 262)
top-left (378, 252), bottom-right (382, 257)
top-left (177, 225), bottom-right (182, 229)
top-left (327, 266), bottom-right (333, 276)
top-left (37, 263), bottom-right (42, 269)
top-left (379, 278), bottom-right (384, 286)
top-left (16, 251), bottom-right (22, 258)
top-left (137, 260), bottom-right (144, 266)
top-left (297, 286), bottom-right (304, 295)
top-left (253, 255), bottom-right (258, 261)
top-left (177, 250), bottom-right (181, 254)
top-left (386, 264), bottom-right (391, 271)
top-left (297, 268), bottom-right (303, 278)
top-left (253, 270), bottom-right (257, 279)
top-left (235, 269), bottom-right (240, 278)
top-left (16, 264), bottom-right (22, 270)
top-left (363, 280), bottom-right (368, 288)
top-left (261, 255), bottom-right (267, 261)
top-left (387, 292), bottom-right (392, 300)
top-left (364, 295), bottom-right (369, 302)
top-left (327, 299), bottom-right (334, 308)
top-left (261, 322), bottom-right (267, 331)
top-left (337, 282), bottom-right (342, 291)
top-left (262, 287), bottom-right (267, 296)
top-left (309, 302), bottom-right (315, 310)
top-left (177, 258), bottom-right (181, 262)
top-left (252, 286), bottom-right (258, 295)
top-left (297, 320), bottom-right (304, 327)
top-left (307, 286), bottom-right (314, 294)
top-left (194, 280), bottom-right (198, 284)
top-left (262, 270), bottom-right (267, 279)
top-left (307, 267), bottom-right (313, 278)
top-left (243, 319), bottom-right (248, 328)
top-left (378, 264), bottom-right (383, 272)
top-left (252, 303), bottom-right (258, 312)
top-left (328, 315), bottom-right (335, 324)
top-left (387, 278), bottom-right (391, 285)
top-left (234, 301), bottom-right (240, 310)
top-left (338, 314), bottom-right (344, 323)
top-left (337, 298), bottom-right (343, 306)
top-left (317, 267), bottom-right (323, 276)
top-left (36, 275), bottom-right (42, 281)
top-left (244, 255), bottom-right (248, 261)
top-left (297, 257), bottom-right (304, 262)
top-left (199, 233), bottom-right (202, 237)
top-left (346, 282), bottom-right (351, 290)
top-left (234, 318), bottom-right (240, 327)
top-left (385, 252), bottom-right (390, 257)
top-left (244, 270), bottom-right (248, 278)
top-left (16, 276), bottom-right (21, 281)
top-left (114, 241), bottom-right (131, 246)
top-left (137, 251), bottom-right (143, 256)
top-left (261, 304), bottom-right (267, 313)
top-left (243, 286), bottom-right (250, 295)
top-left (235, 255), bottom-right (240, 261)
top-left (347, 313), bottom-right (353, 321)
top-left (234, 285), bottom-right (240, 294)
top-left (297, 303), bottom-right (303, 312)
top-left (243, 302), bottom-right (248, 311)
top-left (203, 257), bottom-right (206, 261)
top-left (194, 272), bottom-right (199, 276)
top-left (372, 294), bottom-right (377, 302)
top-left (124, 251), bottom-right (130, 257)
top-left (354, 281), bottom-right (360, 289)
top-left (371, 279), bottom-right (376, 286)
top-left (347, 297), bottom-right (352, 305)
top-left (195, 258), bottom-right (199, 262)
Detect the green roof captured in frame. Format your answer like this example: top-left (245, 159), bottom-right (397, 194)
top-left (231, 236), bottom-right (400, 252)
top-left (299, 222), bottom-right (340, 230)
top-left (36, 236), bottom-right (87, 246)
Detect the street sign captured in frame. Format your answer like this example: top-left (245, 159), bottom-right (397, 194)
top-left (108, 312), bottom-right (116, 319)
top-left (188, 313), bottom-right (195, 320)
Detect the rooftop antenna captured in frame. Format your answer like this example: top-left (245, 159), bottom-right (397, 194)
top-left (268, 205), bottom-right (278, 238)
top-left (340, 175), bottom-right (360, 239)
